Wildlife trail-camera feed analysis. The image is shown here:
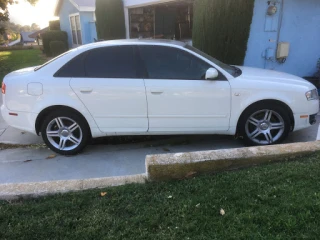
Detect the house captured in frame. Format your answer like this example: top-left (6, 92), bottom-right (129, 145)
top-left (28, 27), bottom-right (49, 39)
top-left (54, 0), bottom-right (97, 48)
top-left (28, 27), bottom-right (49, 45)
top-left (55, 0), bottom-right (320, 78)
top-left (20, 32), bottom-right (36, 44)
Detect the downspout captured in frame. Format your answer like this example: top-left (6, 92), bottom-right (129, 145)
top-left (276, 0), bottom-right (285, 63)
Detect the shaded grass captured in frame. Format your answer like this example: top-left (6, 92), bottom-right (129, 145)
top-left (1, 153), bottom-right (320, 239)
top-left (0, 49), bottom-right (46, 83)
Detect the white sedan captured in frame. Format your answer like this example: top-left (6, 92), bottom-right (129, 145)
top-left (1, 40), bottom-right (319, 155)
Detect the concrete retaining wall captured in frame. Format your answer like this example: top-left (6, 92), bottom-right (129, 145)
top-left (146, 142), bottom-right (320, 181)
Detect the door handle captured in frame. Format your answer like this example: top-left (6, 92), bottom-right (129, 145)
top-left (150, 90), bottom-right (164, 95)
top-left (80, 88), bottom-right (93, 93)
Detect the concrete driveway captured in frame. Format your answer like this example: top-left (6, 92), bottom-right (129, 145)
top-left (1, 94), bottom-right (319, 185)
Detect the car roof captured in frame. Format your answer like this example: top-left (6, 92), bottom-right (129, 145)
top-left (76, 39), bottom-right (187, 51)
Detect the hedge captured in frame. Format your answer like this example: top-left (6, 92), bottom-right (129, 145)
top-left (49, 20), bottom-right (61, 31)
top-left (95, 0), bottom-right (126, 40)
top-left (49, 41), bottom-right (67, 57)
top-left (42, 31), bottom-right (68, 57)
top-left (193, 0), bottom-right (255, 65)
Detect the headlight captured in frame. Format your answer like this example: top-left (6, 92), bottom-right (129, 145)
top-left (305, 89), bottom-right (319, 101)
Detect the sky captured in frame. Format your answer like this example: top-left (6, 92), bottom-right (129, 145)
top-left (8, 0), bottom-right (58, 29)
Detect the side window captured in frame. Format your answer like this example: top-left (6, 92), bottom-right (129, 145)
top-left (84, 46), bottom-right (137, 78)
top-left (139, 46), bottom-right (212, 80)
top-left (54, 52), bottom-right (86, 77)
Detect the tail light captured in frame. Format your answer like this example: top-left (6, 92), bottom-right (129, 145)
top-left (1, 82), bottom-right (5, 94)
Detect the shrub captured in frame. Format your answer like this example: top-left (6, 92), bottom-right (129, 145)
top-left (49, 41), bottom-right (66, 57)
top-left (49, 20), bottom-right (61, 31)
top-left (42, 31), bottom-right (68, 56)
top-left (95, 0), bottom-right (126, 40)
top-left (193, 0), bottom-right (255, 65)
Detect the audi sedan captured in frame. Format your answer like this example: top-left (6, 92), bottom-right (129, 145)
top-left (1, 39), bottom-right (319, 155)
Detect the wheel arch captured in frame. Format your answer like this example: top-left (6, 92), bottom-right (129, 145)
top-left (35, 105), bottom-right (92, 137)
top-left (236, 99), bottom-right (295, 135)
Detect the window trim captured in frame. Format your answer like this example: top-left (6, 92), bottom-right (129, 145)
top-left (138, 45), bottom-right (227, 81)
top-left (69, 13), bottom-right (83, 47)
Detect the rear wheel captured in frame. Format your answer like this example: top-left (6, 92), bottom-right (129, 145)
top-left (41, 110), bottom-right (90, 155)
top-left (239, 103), bottom-right (291, 146)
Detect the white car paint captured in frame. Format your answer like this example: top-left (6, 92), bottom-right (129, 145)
top-left (144, 79), bottom-right (231, 133)
top-left (1, 39), bottom-right (319, 149)
top-left (70, 77), bottom-right (148, 133)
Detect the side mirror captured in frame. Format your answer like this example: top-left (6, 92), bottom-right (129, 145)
top-left (205, 68), bottom-right (219, 80)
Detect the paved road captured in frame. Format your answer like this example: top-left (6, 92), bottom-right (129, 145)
top-left (1, 93), bottom-right (319, 184)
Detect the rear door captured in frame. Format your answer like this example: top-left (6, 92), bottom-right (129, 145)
top-left (67, 46), bottom-right (148, 133)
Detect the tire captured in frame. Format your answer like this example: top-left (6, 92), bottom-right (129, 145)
top-left (238, 103), bottom-right (291, 146)
top-left (41, 109), bottom-right (90, 155)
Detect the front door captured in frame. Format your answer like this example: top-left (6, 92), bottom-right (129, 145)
top-left (70, 46), bottom-right (148, 133)
top-left (139, 45), bottom-right (231, 133)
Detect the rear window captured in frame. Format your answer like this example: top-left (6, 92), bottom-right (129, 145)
top-left (54, 46), bottom-right (137, 78)
top-left (54, 52), bottom-right (86, 77)
top-left (35, 49), bottom-right (77, 71)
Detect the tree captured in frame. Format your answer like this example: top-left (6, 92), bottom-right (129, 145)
top-left (0, 0), bottom-right (38, 34)
top-left (31, 23), bottom-right (40, 31)
top-left (193, 0), bottom-right (255, 65)
top-left (95, 0), bottom-right (125, 40)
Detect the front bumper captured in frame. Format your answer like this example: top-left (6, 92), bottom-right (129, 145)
top-left (309, 113), bottom-right (317, 125)
top-left (1, 104), bottom-right (38, 135)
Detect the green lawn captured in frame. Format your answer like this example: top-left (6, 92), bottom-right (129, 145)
top-left (1, 154), bottom-right (320, 239)
top-left (0, 49), bottom-right (46, 84)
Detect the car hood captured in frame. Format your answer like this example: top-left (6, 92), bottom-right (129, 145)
top-left (236, 66), bottom-right (315, 89)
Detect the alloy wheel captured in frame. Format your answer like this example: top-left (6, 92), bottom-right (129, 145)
top-left (46, 117), bottom-right (83, 151)
top-left (245, 109), bottom-right (285, 145)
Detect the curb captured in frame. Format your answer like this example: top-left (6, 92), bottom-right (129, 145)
top-left (0, 174), bottom-right (147, 200)
top-left (146, 141), bottom-right (320, 181)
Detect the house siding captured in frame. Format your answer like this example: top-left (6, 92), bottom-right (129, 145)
top-left (59, 0), bottom-right (97, 48)
top-left (244, 0), bottom-right (320, 77)
top-left (59, 0), bottom-right (79, 48)
top-left (80, 11), bottom-right (97, 44)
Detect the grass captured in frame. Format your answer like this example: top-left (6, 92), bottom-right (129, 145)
top-left (0, 49), bottom-right (47, 84)
top-left (1, 154), bottom-right (320, 239)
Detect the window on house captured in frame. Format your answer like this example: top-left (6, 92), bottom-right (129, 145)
top-left (70, 15), bottom-right (82, 45)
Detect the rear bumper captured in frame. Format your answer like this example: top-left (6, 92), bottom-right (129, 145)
top-left (1, 104), bottom-right (38, 135)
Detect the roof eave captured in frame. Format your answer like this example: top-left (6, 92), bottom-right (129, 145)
top-left (54, 0), bottom-right (95, 16)
top-left (54, 0), bottom-right (62, 16)
top-left (79, 6), bottom-right (95, 12)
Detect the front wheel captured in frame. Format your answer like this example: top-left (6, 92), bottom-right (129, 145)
top-left (239, 103), bottom-right (291, 146)
top-left (41, 110), bottom-right (90, 155)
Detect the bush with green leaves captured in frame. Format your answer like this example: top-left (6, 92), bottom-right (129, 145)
top-left (193, 0), bottom-right (255, 65)
top-left (49, 41), bottom-right (66, 57)
top-left (49, 20), bottom-right (61, 31)
top-left (42, 30), bottom-right (68, 57)
top-left (95, 0), bottom-right (126, 40)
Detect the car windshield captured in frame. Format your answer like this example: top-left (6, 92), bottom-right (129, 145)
top-left (185, 45), bottom-right (241, 77)
top-left (34, 48), bottom-right (77, 71)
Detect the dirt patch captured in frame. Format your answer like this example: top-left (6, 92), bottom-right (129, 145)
top-left (0, 143), bottom-right (47, 150)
